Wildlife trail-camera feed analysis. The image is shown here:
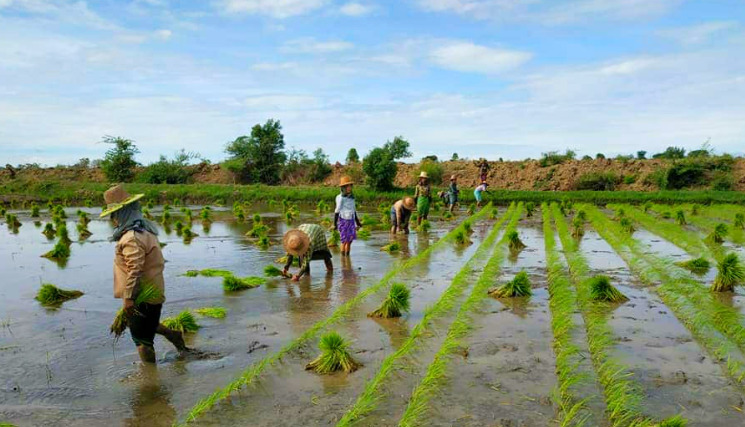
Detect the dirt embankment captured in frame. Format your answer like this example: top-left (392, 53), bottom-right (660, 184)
top-left (3, 159), bottom-right (745, 191)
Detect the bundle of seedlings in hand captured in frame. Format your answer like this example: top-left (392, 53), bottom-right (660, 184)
top-left (676, 257), bottom-right (711, 275)
top-left (162, 310), bottom-right (200, 333)
top-left (525, 202), bottom-right (536, 217)
top-left (507, 230), bottom-right (526, 252)
top-left (712, 253), bottom-right (745, 292)
top-left (619, 217), bottom-right (635, 234)
top-left (708, 223), bottom-right (728, 244)
top-left (305, 331), bottom-right (361, 374)
top-left (35, 284), bottom-right (83, 307)
top-left (419, 220), bottom-right (432, 232)
top-left (76, 222), bottom-right (92, 240)
top-left (110, 284), bottom-right (162, 338)
top-left (182, 228), bottom-right (198, 243)
top-left (195, 307), bottom-right (227, 319)
top-left (675, 209), bottom-right (686, 226)
top-left (368, 283), bottom-right (410, 318)
top-left (381, 241), bottom-right (401, 253)
top-left (200, 207), bottom-right (212, 224)
top-left (223, 275), bottom-right (265, 291)
top-left (488, 271), bottom-right (532, 298)
top-left (454, 228), bottom-right (472, 245)
top-left (31, 204), bottom-right (40, 218)
top-left (358, 228), bottom-right (371, 240)
top-left (588, 275), bottom-right (628, 302)
top-left (328, 230), bottom-right (341, 247)
top-left (735, 213), bottom-right (745, 229)
top-left (264, 265), bottom-right (284, 277)
top-left (42, 223), bottom-right (56, 239)
top-left (275, 255), bottom-right (300, 267)
top-left (571, 216), bottom-right (585, 239)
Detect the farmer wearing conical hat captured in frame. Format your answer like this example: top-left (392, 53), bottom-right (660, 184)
top-left (282, 223), bottom-right (333, 281)
top-left (334, 176), bottom-right (362, 257)
top-left (414, 171), bottom-right (432, 226)
top-left (100, 184), bottom-right (187, 363)
top-left (448, 175), bottom-right (459, 213)
top-left (390, 197), bottom-right (416, 235)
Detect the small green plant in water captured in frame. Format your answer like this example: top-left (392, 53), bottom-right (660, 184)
top-left (619, 217), bottom-right (635, 234)
top-left (305, 331), bottom-right (362, 374)
top-left (571, 216), bottom-right (584, 239)
top-left (35, 284), bottom-right (83, 307)
top-left (264, 265), bottom-right (284, 277)
top-left (712, 253), bottom-right (745, 292)
top-left (142, 207), bottom-right (153, 220)
top-left (195, 307), bottom-right (227, 319)
top-left (256, 235), bottom-right (271, 249)
top-left (488, 271), bottom-right (532, 298)
top-left (576, 209), bottom-right (587, 221)
top-left (658, 414), bottom-right (687, 427)
top-left (419, 220), bottom-right (432, 232)
top-left (31, 204), bottom-right (40, 218)
top-left (454, 228), bottom-right (472, 245)
top-left (507, 230), bottom-right (526, 252)
top-left (691, 204), bottom-right (700, 216)
top-left (5, 214), bottom-right (21, 228)
top-left (368, 283), bottom-right (410, 318)
top-left (358, 228), bottom-right (371, 240)
top-left (246, 223), bottom-right (269, 237)
top-left (525, 202), bottom-right (535, 217)
top-left (661, 211), bottom-right (671, 219)
top-left (161, 210), bottom-right (171, 224)
top-left (223, 275), bottom-right (265, 291)
top-left (708, 223), bottom-right (728, 244)
top-left (174, 221), bottom-right (184, 235)
top-left (675, 209), bottom-right (686, 225)
top-left (76, 222), bottom-right (91, 240)
top-left (162, 310), bottom-right (200, 333)
top-left (676, 257), bottom-right (711, 275)
top-left (614, 207), bottom-right (626, 220)
top-left (42, 223), bottom-right (56, 239)
top-left (42, 238), bottom-right (71, 260)
top-left (442, 211), bottom-right (454, 221)
top-left (489, 207), bottom-right (499, 219)
top-left (183, 228), bottom-right (198, 243)
top-left (328, 230), bottom-right (341, 247)
top-left (735, 213), bottom-right (744, 229)
top-left (466, 203), bottom-right (475, 215)
top-left (200, 207), bottom-right (212, 223)
top-left (381, 242), bottom-right (401, 253)
top-left (588, 275), bottom-right (628, 302)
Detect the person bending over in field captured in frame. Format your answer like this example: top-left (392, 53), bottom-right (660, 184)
top-left (448, 175), bottom-right (459, 213)
top-left (282, 224), bottom-right (333, 281)
top-left (474, 181), bottom-right (489, 208)
top-left (334, 176), bottom-right (362, 257)
top-left (101, 185), bottom-right (187, 364)
top-left (414, 171), bottom-right (432, 226)
top-left (390, 197), bottom-right (416, 234)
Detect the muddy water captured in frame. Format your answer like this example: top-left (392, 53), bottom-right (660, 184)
top-left (189, 215), bottom-right (500, 426)
top-left (424, 224), bottom-right (558, 427)
top-left (0, 204), bottom-right (463, 426)
top-left (580, 229), bottom-right (745, 425)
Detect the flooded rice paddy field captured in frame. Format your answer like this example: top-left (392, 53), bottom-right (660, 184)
top-left (2, 202), bottom-right (745, 426)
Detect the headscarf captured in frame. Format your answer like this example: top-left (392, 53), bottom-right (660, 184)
top-left (110, 201), bottom-right (159, 242)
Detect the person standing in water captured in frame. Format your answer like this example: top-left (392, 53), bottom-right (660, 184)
top-left (334, 176), bottom-right (362, 257)
top-left (474, 158), bottom-right (490, 182)
top-left (390, 197), bottom-right (416, 234)
top-left (414, 171), bottom-right (432, 226)
top-left (282, 224), bottom-right (333, 281)
top-left (100, 185), bottom-right (187, 364)
top-left (474, 181), bottom-right (489, 208)
top-left (448, 175), bottom-right (459, 213)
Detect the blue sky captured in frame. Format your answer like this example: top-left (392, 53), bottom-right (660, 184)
top-left (1, 0), bottom-right (744, 165)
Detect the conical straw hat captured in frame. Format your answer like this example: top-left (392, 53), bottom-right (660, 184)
top-left (100, 185), bottom-right (144, 218)
top-left (283, 229), bottom-right (310, 256)
top-left (403, 197), bottom-right (416, 211)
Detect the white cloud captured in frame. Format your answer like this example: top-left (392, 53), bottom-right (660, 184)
top-left (281, 37), bottom-right (353, 54)
top-left (217, 0), bottom-right (327, 18)
top-left (658, 21), bottom-right (739, 45)
top-left (0, 0), bottom-right (119, 30)
top-left (243, 94), bottom-right (320, 109)
top-left (339, 2), bottom-right (373, 16)
top-left (154, 29), bottom-right (173, 40)
top-left (251, 61), bottom-right (300, 71)
top-left (429, 41), bottom-right (531, 74)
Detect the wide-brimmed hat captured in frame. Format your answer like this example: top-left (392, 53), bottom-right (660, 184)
top-left (419, 171), bottom-right (429, 179)
top-left (100, 185), bottom-right (145, 218)
top-left (283, 229), bottom-right (311, 256)
top-left (450, 175), bottom-right (457, 181)
top-left (403, 197), bottom-right (416, 211)
top-left (339, 176), bottom-right (354, 187)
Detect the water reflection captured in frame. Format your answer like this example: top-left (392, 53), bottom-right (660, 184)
top-left (123, 364), bottom-right (176, 427)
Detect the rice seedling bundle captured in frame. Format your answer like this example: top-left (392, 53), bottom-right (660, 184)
top-left (690, 204), bottom-right (700, 216)
top-left (614, 207), bottom-right (626, 220)
top-left (454, 228), bottom-right (471, 245)
top-left (358, 228), bottom-right (371, 240)
top-left (619, 217), bottom-right (635, 234)
top-left (246, 223), bottom-right (269, 237)
top-left (709, 223), bottom-right (728, 244)
top-left (76, 223), bottom-right (92, 240)
top-left (588, 275), bottom-right (627, 302)
top-left (162, 310), bottom-right (200, 333)
top-left (489, 207), bottom-right (498, 219)
top-left (264, 265), bottom-right (284, 277)
top-left (305, 331), bottom-right (361, 374)
top-left (85, 199), bottom-right (94, 208)
top-left (381, 242), bottom-right (401, 253)
top-left (658, 415), bottom-right (687, 427)
top-left (161, 210), bottom-right (171, 224)
top-left (182, 228), bottom-right (198, 242)
top-left (5, 214), bottom-right (21, 228)
top-left (236, 211), bottom-right (245, 222)
top-left (328, 230), bottom-right (341, 247)
top-left (164, 204), bottom-right (172, 212)
top-left (181, 207), bottom-right (193, 220)
top-left (35, 284), bottom-right (83, 306)
top-left (42, 223), bottom-right (56, 238)
top-left (256, 235), bottom-right (271, 248)
top-left (488, 271), bottom-right (532, 298)
top-left (54, 206), bottom-right (67, 219)
top-left (253, 213), bottom-right (261, 224)
top-left (200, 207), bottom-right (211, 223)
top-left (316, 200), bottom-right (329, 214)
top-left (466, 203), bottom-right (475, 215)
top-left (525, 202), bottom-right (535, 217)
top-left (507, 230), bottom-right (526, 251)
top-left (0, 207), bottom-right (6, 216)
top-left (735, 213), bottom-right (744, 229)
top-left (142, 207), bottom-right (153, 220)
top-left (223, 275), bottom-right (265, 291)
top-left (368, 283), bottom-right (410, 318)
top-left (712, 253), bottom-right (745, 292)
top-left (56, 223), bottom-right (71, 244)
top-left (419, 220), bottom-right (431, 232)
top-left (675, 209), bottom-right (686, 225)
top-left (275, 255), bottom-right (300, 267)
top-left (284, 210), bottom-right (296, 223)
top-left (661, 211), bottom-right (671, 219)
top-left (31, 204), bottom-right (40, 218)
top-left (571, 216), bottom-right (584, 239)
top-left (146, 200), bottom-right (154, 209)
top-left (195, 307), bottom-right (228, 319)
top-left (676, 257), bottom-right (711, 275)
top-left (442, 211), bottom-right (454, 221)
top-left (42, 239), bottom-right (71, 260)
top-left (174, 221), bottom-right (184, 235)
top-left (462, 219), bottom-right (473, 234)
top-left (360, 214), bottom-right (378, 227)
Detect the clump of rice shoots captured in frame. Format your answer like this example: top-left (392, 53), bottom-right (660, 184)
top-left (5, 213), bottom-right (21, 228)
top-left (195, 307), bottom-right (227, 319)
top-left (182, 228), bottom-right (198, 243)
top-left (76, 222), bottom-right (92, 240)
top-left (56, 223), bottom-right (71, 245)
top-left (256, 235), bottom-right (271, 249)
top-left (77, 210), bottom-right (90, 226)
top-left (174, 221), bottom-right (184, 235)
top-left (181, 207), bottom-right (193, 222)
top-left (358, 228), bottom-right (371, 240)
top-left (525, 202), bottom-right (536, 217)
top-left (588, 275), bottom-right (627, 302)
top-left (661, 211), bottom-right (671, 219)
top-left (328, 230), bottom-right (341, 247)
top-left (109, 284), bottom-right (163, 339)
top-left (419, 220), bottom-right (432, 232)
top-left (264, 265), bottom-right (284, 277)
top-left (252, 213), bottom-right (261, 223)
top-left (0, 206), bottom-right (6, 216)
top-left (368, 283), bottom-right (410, 318)
top-left (85, 199), bottom-right (94, 208)
top-left (454, 228), bottom-right (472, 245)
top-left (619, 217), bottom-right (635, 234)
top-left (466, 203), bottom-right (475, 215)
top-left (708, 223), bottom-right (728, 244)
top-left (360, 214), bottom-right (379, 227)
top-left (381, 242), bottom-right (401, 253)
top-left (658, 414), bottom-right (687, 427)
top-left (164, 204), bottom-right (172, 212)
top-left (690, 204), bottom-right (700, 216)
top-left (735, 213), bottom-right (744, 229)
top-left (42, 223), bottom-right (56, 239)
top-left (571, 217), bottom-right (585, 239)
top-left (507, 230), bottom-right (526, 252)
top-left (489, 207), bottom-right (499, 219)
top-left (146, 200), bottom-right (154, 209)
top-left (223, 275), bottom-right (265, 291)
top-left (575, 209), bottom-right (587, 221)
top-left (712, 253), bottom-right (745, 292)
top-left (316, 200), bottom-right (329, 214)
top-left (305, 331), bottom-right (361, 374)
top-left (31, 204), bottom-right (40, 218)
top-left (488, 271), bottom-right (532, 298)
top-left (275, 255), bottom-right (300, 267)
top-left (676, 257), bottom-right (711, 275)
top-left (462, 219), bottom-right (473, 234)
top-left (162, 310), bottom-right (200, 333)
top-left (246, 223), bottom-right (269, 237)
top-left (675, 209), bottom-right (686, 225)
top-left (53, 206), bottom-right (67, 219)
top-left (42, 238), bottom-right (71, 260)
top-left (161, 210), bottom-right (171, 224)
top-left (614, 207), bottom-right (626, 220)
top-left (200, 207), bottom-right (212, 224)
top-left (35, 284), bottom-right (83, 306)
top-left (442, 211), bottom-right (454, 221)
top-left (236, 210), bottom-right (245, 222)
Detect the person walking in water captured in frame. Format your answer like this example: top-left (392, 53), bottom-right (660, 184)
top-left (474, 181), bottom-right (489, 208)
top-left (474, 158), bottom-right (490, 182)
top-left (390, 197), bottom-right (416, 234)
top-left (100, 185), bottom-right (186, 364)
top-left (414, 171), bottom-right (432, 226)
top-left (448, 175), bottom-right (459, 213)
top-left (334, 176), bottom-right (362, 257)
top-left (282, 224), bottom-right (333, 281)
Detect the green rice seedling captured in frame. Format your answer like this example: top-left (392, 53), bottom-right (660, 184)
top-left (35, 284), bottom-right (83, 306)
top-left (42, 223), bottom-right (56, 239)
top-left (507, 230), bottom-right (526, 251)
top-left (614, 207), bottom-right (626, 220)
top-left (162, 310), bottom-right (200, 333)
top-left (184, 270), bottom-right (199, 277)
top-left (236, 210), bottom-right (245, 222)
top-left (42, 238), bottom-right (71, 260)
top-left (661, 211), bottom-right (671, 219)
top-left (368, 283), bottom-right (410, 318)
top-left (488, 271), bottom-right (532, 298)
top-left (264, 265), bottom-right (284, 277)
top-left (489, 206), bottom-right (499, 219)
top-left (462, 219), bottom-right (473, 234)
top-left (146, 200), bottom-right (154, 209)
top-left (142, 207), bottom-right (153, 220)
top-left (78, 211), bottom-right (90, 226)
top-left (658, 415), bottom-right (687, 427)
top-left (0, 206), bottom-right (5, 216)
top-left (56, 223), bottom-right (71, 245)
top-left (454, 228), bottom-right (471, 245)
top-left (316, 200), bottom-right (329, 214)
top-left (281, 199), bottom-right (290, 212)
top-left (174, 198), bottom-right (182, 207)
top-left (163, 203), bottom-right (172, 212)
top-left (708, 223), bottom-right (728, 244)
top-left (76, 222), bottom-right (91, 240)
top-left (442, 211), bottom-right (454, 221)
top-left (305, 331), bottom-right (361, 374)
top-left (246, 223), bottom-right (269, 237)
top-left (675, 209), bottom-right (686, 225)
top-left (619, 217), bottom-right (635, 234)
top-left (576, 209), bottom-right (587, 221)
top-left (200, 207), bottom-right (211, 223)
top-left (712, 253), bottom-right (745, 292)
top-left (161, 210), bottom-right (171, 224)
top-left (31, 204), bottom-right (40, 217)
top-left (182, 228), bottom-right (198, 243)
top-left (735, 213), bottom-right (744, 229)
top-left (284, 210), bottom-right (296, 223)
top-left (54, 205), bottom-right (67, 219)
top-left (466, 203), bottom-right (475, 215)
top-left (358, 228), bottom-right (371, 240)
top-left (85, 199), bottom-right (94, 208)
top-left (588, 275), bottom-right (628, 302)
top-left (419, 220), bottom-right (431, 232)
top-left (691, 204), bottom-right (700, 216)
top-left (676, 257), bottom-right (711, 275)
top-left (181, 207), bottom-right (193, 220)
top-left (255, 235), bottom-right (271, 249)
top-left (275, 255), bottom-right (300, 267)
top-left (195, 269), bottom-right (234, 278)
top-left (223, 275), bottom-right (265, 291)
top-left (571, 216), bottom-right (585, 239)
top-left (525, 202), bottom-right (535, 217)
top-left (5, 214), bottom-right (21, 228)
top-left (381, 242), bottom-right (401, 253)
top-left (195, 307), bottom-right (227, 319)
top-left (360, 214), bottom-right (379, 227)
top-left (328, 230), bottom-right (341, 247)
top-left (174, 221), bottom-right (184, 235)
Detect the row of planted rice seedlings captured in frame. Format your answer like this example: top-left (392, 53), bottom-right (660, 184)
top-left (648, 203), bottom-right (745, 247)
top-left (334, 203), bottom-right (515, 426)
top-left (583, 205), bottom-right (745, 390)
top-left (395, 203), bottom-right (523, 427)
top-left (177, 204), bottom-right (493, 426)
top-left (551, 204), bottom-right (665, 427)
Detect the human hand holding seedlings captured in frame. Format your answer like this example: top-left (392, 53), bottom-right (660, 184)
top-left (123, 298), bottom-right (136, 316)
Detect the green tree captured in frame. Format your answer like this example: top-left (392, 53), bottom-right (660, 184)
top-left (139, 149), bottom-right (200, 184)
top-left (309, 148), bottom-right (332, 182)
top-left (451, 153), bottom-right (459, 161)
top-left (362, 137), bottom-right (411, 191)
top-left (385, 136), bottom-right (412, 159)
top-left (636, 150), bottom-right (647, 160)
top-left (653, 146), bottom-right (686, 159)
top-left (225, 119), bottom-right (287, 184)
top-left (100, 136), bottom-right (139, 182)
top-left (346, 148), bottom-right (359, 164)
